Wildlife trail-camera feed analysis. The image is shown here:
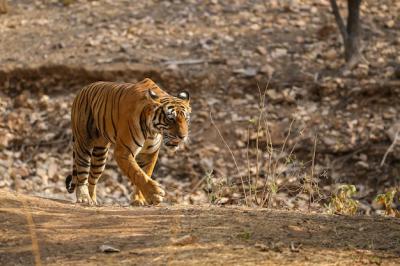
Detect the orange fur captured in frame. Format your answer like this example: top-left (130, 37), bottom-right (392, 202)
top-left (66, 78), bottom-right (191, 205)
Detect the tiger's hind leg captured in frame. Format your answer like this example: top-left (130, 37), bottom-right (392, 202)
top-left (88, 142), bottom-right (110, 205)
top-left (73, 140), bottom-right (94, 205)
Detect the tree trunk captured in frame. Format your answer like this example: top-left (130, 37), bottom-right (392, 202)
top-left (329, 0), bottom-right (362, 67)
top-left (0, 0), bottom-right (8, 14)
top-left (344, 0), bottom-right (362, 63)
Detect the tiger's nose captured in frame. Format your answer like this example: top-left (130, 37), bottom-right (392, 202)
top-left (177, 134), bottom-right (186, 140)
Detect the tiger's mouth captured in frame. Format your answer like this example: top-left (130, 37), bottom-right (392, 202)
top-left (163, 134), bottom-right (182, 150)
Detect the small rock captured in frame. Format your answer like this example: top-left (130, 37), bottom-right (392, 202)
top-left (385, 20), bottom-right (395, 28)
top-left (233, 67), bottom-right (258, 77)
top-left (256, 46), bottom-right (267, 55)
top-left (14, 92), bottom-right (30, 108)
top-left (11, 166), bottom-right (30, 178)
top-left (271, 48), bottom-right (287, 58)
top-left (355, 161), bottom-right (369, 169)
top-left (171, 234), bottom-right (198, 246)
top-left (39, 95), bottom-right (50, 110)
top-left (99, 245), bottom-right (120, 253)
top-left (216, 197), bottom-right (229, 204)
top-left (0, 130), bottom-right (13, 148)
top-left (290, 242), bottom-right (302, 252)
top-left (250, 24), bottom-right (261, 31)
top-left (324, 49), bottom-right (337, 60)
top-left (47, 158), bottom-right (58, 179)
top-left (254, 243), bottom-right (269, 252)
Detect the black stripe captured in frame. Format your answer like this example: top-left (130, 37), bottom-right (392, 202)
top-left (75, 154), bottom-right (90, 167)
top-left (140, 109), bottom-right (148, 139)
top-left (76, 152), bottom-right (90, 164)
top-left (121, 141), bottom-right (135, 158)
top-left (90, 171), bottom-right (104, 175)
top-left (92, 156), bottom-right (107, 162)
top-left (92, 150), bottom-right (108, 157)
top-left (139, 160), bottom-right (151, 168)
top-left (83, 90), bottom-right (90, 118)
top-left (160, 98), bottom-right (170, 103)
top-left (102, 89), bottom-right (113, 142)
top-left (109, 88), bottom-right (119, 143)
top-left (128, 120), bottom-right (143, 147)
top-left (91, 163), bottom-right (106, 168)
top-left (77, 161), bottom-right (90, 168)
top-left (87, 113), bottom-right (94, 140)
top-left (77, 171), bottom-right (89, 175)
top-left (155, 122), bottom-right (168, 127)
top-left (148, 139), bottom-right (161, 149)
top-left (77, 144), bottom-right (91, 157)
top-left (77, 87), bottom-right (88, 111)
top-left (96, 91), bottom-right (107, 134)
top-left (94, 157), bottom-right (107, 163)
top-left (90, 86), bottom-right (104, 117)
top-left (87, 83), bottom-right (99, 106)
top-left (117, 86), bottom-right (126, 122)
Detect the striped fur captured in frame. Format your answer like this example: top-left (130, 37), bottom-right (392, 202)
top-left (66, 78), bottom-right (191, 205)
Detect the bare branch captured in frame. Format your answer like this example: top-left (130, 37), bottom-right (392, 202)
top-left (380, 130), bottom-right (400, 167)
top-left (329, 0), bottom-right (348, 43)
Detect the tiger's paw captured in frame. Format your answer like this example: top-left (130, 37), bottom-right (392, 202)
top-left (141, 179), bottom-right (165, 205)
top-left (76, 184), bottom-right (95, 206)
top-left (88, 185), bottom-right (99, 206)
top-left (131, 189), bottom-right (147, 206)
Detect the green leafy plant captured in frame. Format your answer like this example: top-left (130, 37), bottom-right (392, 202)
top-left (327, 184), bottom-right (359, 215)
top-left (375, 189), bottom-right (400, 217)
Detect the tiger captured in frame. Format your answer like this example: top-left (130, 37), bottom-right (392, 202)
top-left (65, 78), bottom-right (191, 205)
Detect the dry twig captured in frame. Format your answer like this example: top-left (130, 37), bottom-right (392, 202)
top-left (380, 129), bottom-right (400, 167)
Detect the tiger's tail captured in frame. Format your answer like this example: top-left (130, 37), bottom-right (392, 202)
top-left (66, 139), bottom-right (77, 193)
top-left (65, 174), bottom-right (75, 193)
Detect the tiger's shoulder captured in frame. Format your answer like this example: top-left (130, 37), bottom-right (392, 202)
top-left (131, 78), bottom-right (169, 97)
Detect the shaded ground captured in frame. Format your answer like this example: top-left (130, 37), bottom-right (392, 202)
top-left (1, 190), bottom-right (400, 266)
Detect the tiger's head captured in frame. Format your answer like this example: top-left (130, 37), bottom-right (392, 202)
top-left (149, 90), bottom-right (191, 150)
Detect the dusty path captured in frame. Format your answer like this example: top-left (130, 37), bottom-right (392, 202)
top-left (0, 189), bottom-right (399, 266)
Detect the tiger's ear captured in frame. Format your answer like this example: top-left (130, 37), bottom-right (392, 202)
top-left (177, 91), bottom-right (190, 102)
top-left (148, 89), bottom-right (159, 101)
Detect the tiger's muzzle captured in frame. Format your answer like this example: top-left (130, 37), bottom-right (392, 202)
top-left (163, 133), bottom-right (187, 150)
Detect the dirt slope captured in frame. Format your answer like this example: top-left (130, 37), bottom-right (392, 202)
top-left (0, 189), bottom-right (399, 266)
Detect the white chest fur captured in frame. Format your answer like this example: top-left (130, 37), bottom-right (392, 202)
top-left (141, 134), bottom-right (162, 154)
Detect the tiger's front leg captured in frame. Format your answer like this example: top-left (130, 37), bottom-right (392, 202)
top-left (114, 144), bottom-right (165, 205)
top-left (132, 150), bottom-right (160, 205)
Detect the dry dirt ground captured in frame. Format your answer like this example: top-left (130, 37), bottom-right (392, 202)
top-left (0, 0), bottom-right (399, 211)
top-left (1, 1), bottom-right (400, 264)
top-left (1, 189), bottom-right (400, 266)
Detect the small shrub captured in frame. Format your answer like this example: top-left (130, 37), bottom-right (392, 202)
top-left (327, 184), bottom-right (359, 215)
top-left (375, 189), bottom-right (400, 217)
